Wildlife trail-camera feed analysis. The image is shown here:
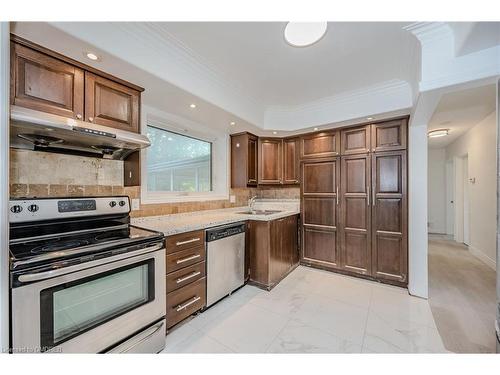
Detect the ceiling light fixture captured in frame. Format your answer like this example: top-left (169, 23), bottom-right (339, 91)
top-left (85, 52), bottom-right (99, 61)
top-left (284, 22), bottom-right (327, 47)
top-left (366, 117), bottom-right (374, 120)
top-left (313, 127), bottom-right (319, 131)
top-left (189, 104), bottom-right (196, 109)
top-left (428, 129), bottom-right (449, 138)
top-left (230, 121), bottom-right (236, 126)
top-left (272, 131), bottom-right (278, 135)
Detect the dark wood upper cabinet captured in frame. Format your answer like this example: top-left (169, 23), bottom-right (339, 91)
top-left (231, 132), bottom-right (258, 188)
top-left (371, 150), bottom-right (407, 283)
top-left (340, 154), bottom-right (372, 276)
top-left (300, 131), bottom-right (339, 159)
top-left (85, 72), bottom-right (140, 133)
top-left (301, 158), bottom-right (341, 270)
top-left (283, 138), bottom-right (299, 184)
top-left (371, 119), bottom-right (407, 152)
top-left (341, 125), bottom-right (371, 155)
top-left (258, 138), bottom-right (282, 185)
top-left (10, 43), bottom-right (84, 119)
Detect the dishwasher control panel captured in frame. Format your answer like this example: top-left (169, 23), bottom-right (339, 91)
top-left (206, 223), bottom-right (246, 242)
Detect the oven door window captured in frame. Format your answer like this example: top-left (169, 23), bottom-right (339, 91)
top-left (40, 259), bottom-right (155, 350)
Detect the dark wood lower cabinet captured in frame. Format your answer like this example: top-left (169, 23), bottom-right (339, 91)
top-left (300, 150), bottom-right (408, 287)
top-left (249, 215), bottom-right (299, 290)
top-left (340, 154), bottom-right (371, 276)
top-left (371, 151), bottom-right (408, 283)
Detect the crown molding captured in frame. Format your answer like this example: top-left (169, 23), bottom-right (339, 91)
top-left (264, 79), bottom-right (413, 130)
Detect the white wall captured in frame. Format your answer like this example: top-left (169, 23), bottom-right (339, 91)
top-left (445, 111), bottom-right (497, 268)
top-left (408, 124), bottom-right (429, 298)
top-left (427, 148), bottom-right (447, 234)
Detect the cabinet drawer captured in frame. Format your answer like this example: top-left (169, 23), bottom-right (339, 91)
top-left (166, 277), bottom-right (206, 328)
top-left (166, 261), bottom-right (206, 292)
top-left (166, 245), bottom-right (206, 273)
top-left (166, 230), bottom-right (205, 254)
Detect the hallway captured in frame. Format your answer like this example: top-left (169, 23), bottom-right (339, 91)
top-left (428, 235), bottom-right (497, 353)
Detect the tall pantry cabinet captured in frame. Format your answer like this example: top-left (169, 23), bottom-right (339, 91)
top-left (300, 117), bottom-right (408, 286)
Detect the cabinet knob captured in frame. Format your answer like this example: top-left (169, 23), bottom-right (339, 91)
top-left (76, 114), bottom-right (82, 119)
top-left (89, 117), bottom-right (94, 122)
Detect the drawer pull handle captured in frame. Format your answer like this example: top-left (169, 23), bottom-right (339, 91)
top-left (176, 254), bottom-right (201, 264)
top-left (176, 238), bottom-right (200, 246)
top-left (176, 296), bottom-right (201, 312)
top-left (176, 271), bottom-right (201, 284)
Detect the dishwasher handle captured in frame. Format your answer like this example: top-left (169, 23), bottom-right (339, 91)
top-left (206, 222), bottom-right (246, 242)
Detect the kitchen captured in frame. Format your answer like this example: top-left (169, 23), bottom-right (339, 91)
top-left (1, 3), bottom-right (500, 368)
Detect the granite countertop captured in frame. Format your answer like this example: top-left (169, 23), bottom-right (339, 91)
top-left (131, 199), bottom-right (300, 236)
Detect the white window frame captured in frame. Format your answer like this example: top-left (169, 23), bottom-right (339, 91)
top-left (140, 106), bottom-right (229, 204)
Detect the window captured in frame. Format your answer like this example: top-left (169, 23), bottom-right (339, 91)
top-left (146, 126), bottom-right (212, 193)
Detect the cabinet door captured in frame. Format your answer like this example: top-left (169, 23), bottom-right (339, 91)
top-left (300, 131), bottom-right (339, 159)
top-left (283, 138), bottom-right (299, 184)
top-left (301, 159), bottom-right (341, 269)
top-left (371, 151), bottom-right (407, 283)
top-left (85, 72), bottom-right (140, 133)
top-left (341, 125), bottom-right (371, 155)
top-left (371, 119), bottom-right (407, 152)
top-left (11, 43), bottom-right (84, 119)
top-left (258, 138), bottom-right (282, 184)
top-left (340, 154), bottom-right (371, 275)
top-left (247, 135), bottom-right (258, 185)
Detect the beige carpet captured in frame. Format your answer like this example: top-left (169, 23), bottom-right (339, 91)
top-left (428, 235), bottom-right (497, 353)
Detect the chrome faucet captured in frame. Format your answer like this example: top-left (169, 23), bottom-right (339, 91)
top-left (248, 196), bottom-right (258, 211)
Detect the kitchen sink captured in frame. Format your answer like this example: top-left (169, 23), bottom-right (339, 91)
top-left (237, 209), bottom-right (282, 215)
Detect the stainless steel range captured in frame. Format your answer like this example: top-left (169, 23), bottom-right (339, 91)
top-left (9, 196), bottom-right (166, 353)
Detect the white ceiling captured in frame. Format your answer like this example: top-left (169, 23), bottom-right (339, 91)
top-left (10, 22), bottom-right (499, 136)
top-left (428, 84), bottom-right (496, 149)
top-left (157, 22), bottom-right (419, 107)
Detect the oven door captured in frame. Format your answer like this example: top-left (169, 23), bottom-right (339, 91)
top-left (11, 243), bottom-right (165, 353)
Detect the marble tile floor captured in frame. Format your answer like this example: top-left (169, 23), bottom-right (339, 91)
top-left (162, 266), bottom-right (448, 353)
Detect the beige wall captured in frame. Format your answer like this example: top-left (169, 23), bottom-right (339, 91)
top-left (9, 149), bottom-right (299, 218)
top-left (445, 111), bottom-right (497, 266)
top-left (427, 148), bottom-right (447, 234)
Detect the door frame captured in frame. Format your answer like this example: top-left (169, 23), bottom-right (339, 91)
top-left (445, 159), bottom-right (455, 236)
top-left (0, 22), bottom-right (10, 352)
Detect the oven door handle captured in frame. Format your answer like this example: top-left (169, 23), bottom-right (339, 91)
top-left (17, 243), bottom-right (164, 283)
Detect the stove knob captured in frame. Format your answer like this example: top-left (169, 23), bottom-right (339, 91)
top-left (10, 205), bottom-right (22, 213)
top-left (109, 201), bottom-right (117, 208)
top-left (119, 200), bottom-right (126, 207)
top-left (28, 204), bottom-right (39, 213)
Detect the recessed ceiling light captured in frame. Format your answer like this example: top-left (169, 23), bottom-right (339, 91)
top-left (366, 117), bottom-right (374, 120)
top-left (428, 129), bottom-right (449, 138)
top-left (313, 127), bottom-right (319, 131)
top-left (230, 121), bottom-right (236, 126)
top-left (167, 137), bottom-right (173, 141)
top-left (284, 22), bottom-right (327, 47)
top-left (272, 131), bottom-right (278, 135)
top-left (189, 104), bottom-right (196, 109)
top-left (85, 52), bottom-right (99, 61)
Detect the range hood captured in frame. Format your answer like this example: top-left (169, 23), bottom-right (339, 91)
top-left (10, 106), bottom-right (151, 160)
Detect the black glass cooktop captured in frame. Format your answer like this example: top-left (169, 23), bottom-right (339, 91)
top-left (9, 225), bottom-right (163, 265)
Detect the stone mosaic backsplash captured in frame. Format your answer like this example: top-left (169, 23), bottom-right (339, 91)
top-left (9, 149), bottom-right (300, 218)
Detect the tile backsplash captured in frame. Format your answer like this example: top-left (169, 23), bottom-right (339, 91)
top-left (9, 149), bottom-right (299, 218)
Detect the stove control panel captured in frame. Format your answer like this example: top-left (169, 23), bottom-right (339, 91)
top-left (9, 196), bottom-right (131, 223)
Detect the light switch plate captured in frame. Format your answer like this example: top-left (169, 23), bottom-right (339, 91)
top-left (131, 199), bottom-right (140, 211)
top-left (230, 195), bottom-right (236, 203)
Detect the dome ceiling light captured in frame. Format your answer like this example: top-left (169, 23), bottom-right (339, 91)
top-left (428, 129), bottom-right (449, 138)
top-left (284, 22), bottom-right (328, 47)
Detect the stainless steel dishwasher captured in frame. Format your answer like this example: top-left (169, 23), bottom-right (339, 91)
top-left (205, 222), bottom-right (246, 307)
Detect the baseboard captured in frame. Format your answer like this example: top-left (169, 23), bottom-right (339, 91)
top-left (468, 245), bottom-right (496, 270)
